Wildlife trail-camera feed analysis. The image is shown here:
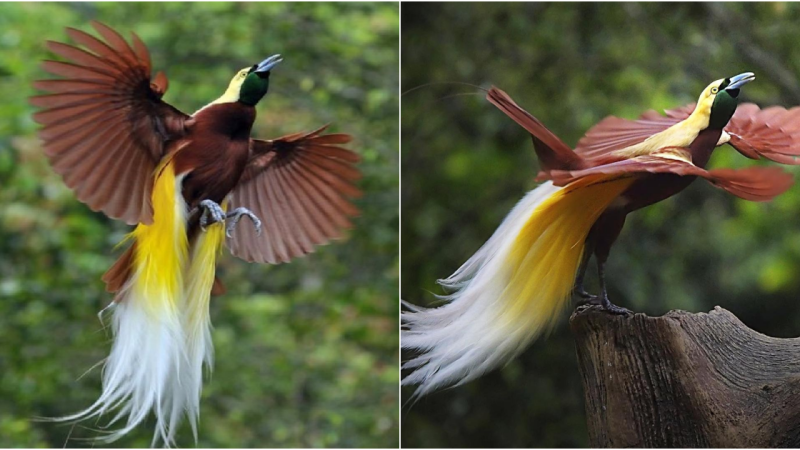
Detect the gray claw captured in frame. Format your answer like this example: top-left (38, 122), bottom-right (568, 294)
top-left (225, 207), bottom-right (263, 237)
top-left (198, 200), bottom-right (225, 231)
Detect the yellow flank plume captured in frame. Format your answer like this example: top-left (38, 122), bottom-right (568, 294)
top-left (401, 178), bottom-right (636, 396)
top-left (179, 202), bottom-right (226, 439)
top-left (503, 175), bottom-right (635, 334)
top-left (184, 204), bottom-right (226, 333)
top-left (129, 161), bottom-right (188, 316)
top-left (182, 201), bottom-right (228, 350)
top-left (64, 160), bottom-right (190, 445)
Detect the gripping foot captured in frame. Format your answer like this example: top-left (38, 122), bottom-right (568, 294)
top-left (198, 200), bottom-right (225, 230)
top-left (599, 294), bottom-right (632, 315)
top-left (573, 285), bottom-right (631, 315)
top-left (193, 200), bottom-right (262, 237)
top-left (576, 292), bottom-right (631, 315)
top-left (225, 207), bottom-right (262, 238)
top-left (576, 294), bottom-right (599, 307)
top-left (572, 279), bottom-right (600, 306)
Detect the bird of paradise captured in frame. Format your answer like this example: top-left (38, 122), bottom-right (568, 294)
top-left (33, 22), bottom-right (361, 445)
top-left (403, 72), bottom-right (800, 398)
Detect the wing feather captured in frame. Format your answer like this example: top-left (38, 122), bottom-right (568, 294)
top-left (271, 165), bottom-right (319, 251)
top-left (226, 126), bottom-right (361, 264)
top-left (576, 101), bottom-right (800, 165)
top-left (486, 87), bottom-right (584, 171)
top-left (550, 148), bottom-right (793, 201)
top-left (274, 162), bottom-right (331, 243)
top-left (32, 21), bottom-right (191, 225)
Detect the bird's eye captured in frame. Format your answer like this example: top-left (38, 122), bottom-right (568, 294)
top-left (711, 87), bottom-right (718, 94)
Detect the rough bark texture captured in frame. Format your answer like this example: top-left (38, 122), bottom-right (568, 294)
top-left (570, 305), bottom-right (800, 448)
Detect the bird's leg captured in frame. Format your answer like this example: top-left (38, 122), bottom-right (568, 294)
top-left (573, 248), bottom-right (596, 303)
top-left (224, 207), bottom-right (262, 238)
top-left (574, 231), bottom-right (599, 304)
top-left (579, 210), bottom-right (631, 314)
top-left (596, 259), bottom-right (632, 315)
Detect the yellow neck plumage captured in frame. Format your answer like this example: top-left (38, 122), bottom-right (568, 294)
top-left (199, 67), bottom-right (251, 110)
top-left (611, 79), bottom-right (724, 160)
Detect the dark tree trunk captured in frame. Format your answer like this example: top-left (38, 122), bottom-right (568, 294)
top-left (569, 305), bottom-right (800, 448)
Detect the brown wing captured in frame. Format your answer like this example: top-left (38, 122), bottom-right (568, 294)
top-left (704, 166), bottom-right (794, 201)
top-left (573, 104), bottom-right (693, 160)
top-left (486, 87), bottom-right (585, 171)
top-left (723, 104), bottom-right (800, 163)
top-left (550, 148), bottom-right (701, 183)
top-left (31, 21), bottom-right (191, 225)
top-left (550, 147), bottom-right (793, 202)
top-left (575, 102), bottom-right (800, 165)
top-left (226, 126), bottom-right (362, 264)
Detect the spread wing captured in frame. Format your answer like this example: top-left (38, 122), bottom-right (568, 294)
top-left (573, 104), bottom-right (692, 160)
top-left (549, 147), bottom-right (794, 202)
top-left (226, 126), bottom-right (362, 264)
top-left (723, 104), bottom-right (800, 163)
top-left (575, 102), bottom-right (800, 165)
top-left (486, 87), bottom-right (584, 171)
top-left (32, 21), bottom-right (191, 225)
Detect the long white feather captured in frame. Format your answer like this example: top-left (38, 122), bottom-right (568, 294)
top-left (172, 220), bottom-right (223, 442)
top-left (402, 182), bottom-right (562, 397)
top-left (402, 178), bottom-right (632, 398)
top-left (56, 167), bottom-right (191, 447)
top-left (438, 181), bottom-right (561, 290)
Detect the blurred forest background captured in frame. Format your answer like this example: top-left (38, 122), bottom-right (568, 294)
top-left (402, 2), bottom-right (800, 448)
top-left (0, 2), bottom-right (398, 448)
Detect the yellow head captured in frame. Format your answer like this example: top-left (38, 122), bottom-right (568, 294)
top-left (215, 67), bottom-right (253, 104)
top-left (691, 72), bottom-right (755, 128)
top-left (212, 55), bottom-right (282, 106)
top-left (694, 78), bottom-right (726, 116)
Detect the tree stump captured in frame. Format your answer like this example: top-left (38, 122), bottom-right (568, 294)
top-left (570, 305), bottom-right (800, 447)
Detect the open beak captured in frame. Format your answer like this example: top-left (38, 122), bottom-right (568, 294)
top-left (726, 72), bottom-right (755, 90)
top-left (255, 54), bottom-right (283, 74)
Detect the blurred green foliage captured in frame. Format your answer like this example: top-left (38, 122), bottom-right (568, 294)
top-left (0, 2), bottom-right (398, 447)
top-left (402, 3), bottom-right (800, 448)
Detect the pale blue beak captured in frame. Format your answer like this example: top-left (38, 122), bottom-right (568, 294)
top-left (727, 72), bottom-right (755, 90)
top-left (255, 54), bottom-right (283, 74)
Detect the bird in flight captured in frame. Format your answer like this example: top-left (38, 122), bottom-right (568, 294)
top-left (402, 72), bottom-right (800, 398)
top-left (33, 21), bottom-right (361, 445)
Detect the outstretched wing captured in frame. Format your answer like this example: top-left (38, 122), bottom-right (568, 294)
top-left (575, 102), bottom-right (800, 165)
top-left (549, 147), bottom-right (794, 202)
top-left (573, 104), bottom-right (691, 160)
top-left (32, 21), bottom-right (191, 225)
top-left (486, 87), bottom-right (585, 171)
top-left (723, 104), bottom-right (800, 163)
top-left (226, 126), bottom-right (362, 264)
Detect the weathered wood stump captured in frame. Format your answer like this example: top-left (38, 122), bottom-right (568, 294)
top-left (570, 305), bottom-right (800, 447)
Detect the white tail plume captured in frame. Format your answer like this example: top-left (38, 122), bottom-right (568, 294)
top-left (402, 178), bottom-right (633, 398)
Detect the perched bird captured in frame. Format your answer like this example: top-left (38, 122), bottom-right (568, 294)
top-left (32, 22), bottom-right (361, 445)
top-left (402, 73), bottom-right (800, 397)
